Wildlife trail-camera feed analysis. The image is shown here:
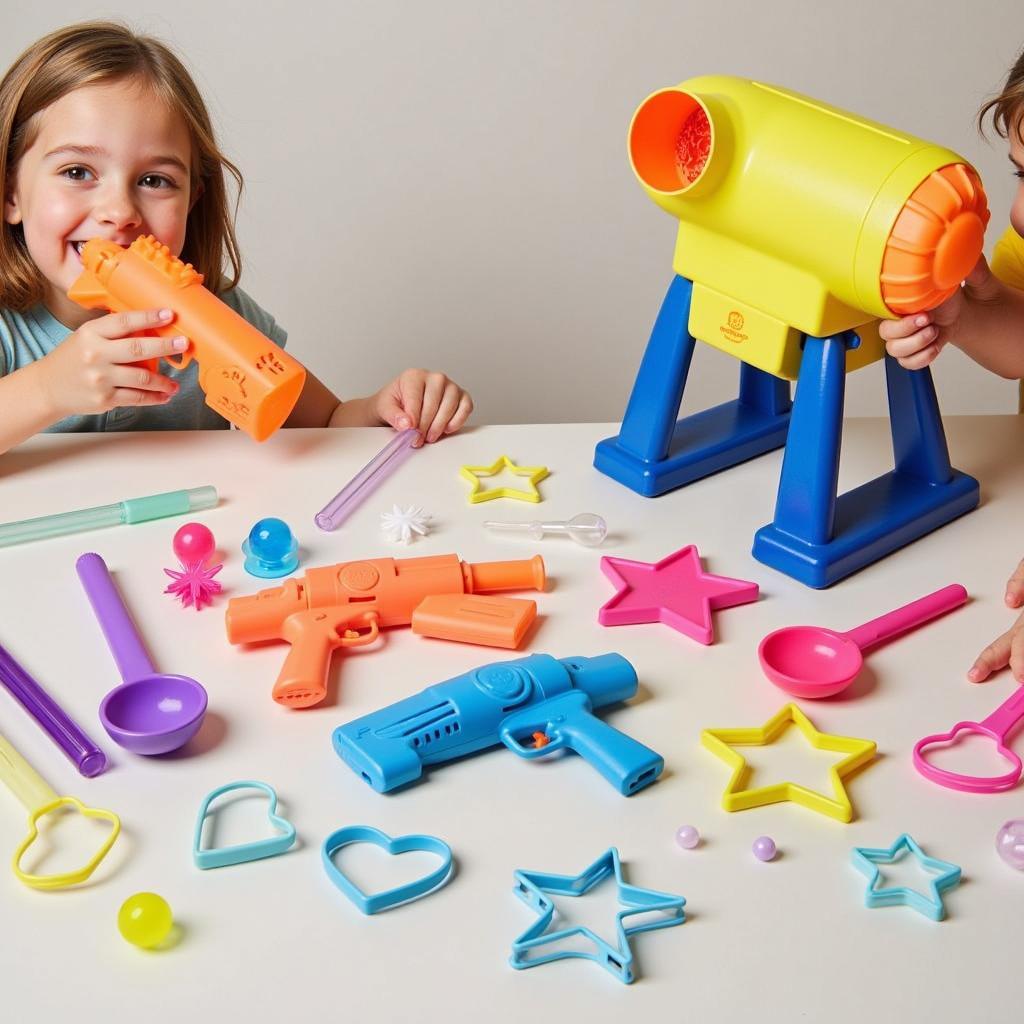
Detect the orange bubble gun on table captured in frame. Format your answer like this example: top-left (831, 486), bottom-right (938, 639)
top-left (68, 236), bottom-right (307, 441)
top-left (225, 553), bottom-right (546, 709)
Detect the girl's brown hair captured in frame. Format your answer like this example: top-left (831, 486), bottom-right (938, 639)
top-left (0, 20), bottom-right (242, 310)
top-left (979, 47), bottom-right (1024, 140)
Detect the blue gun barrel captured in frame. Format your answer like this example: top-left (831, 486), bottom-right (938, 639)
top-left (332, 653), bottom-right (663, 795)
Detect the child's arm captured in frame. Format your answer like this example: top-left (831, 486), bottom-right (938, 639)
top-left (0, 309), bottom-right (188, 457)
top-left (880, 256), bottom-right (1024, 378)
top-left (284, 368), bottom-right (473, 444)
top-left (0, 360), bottom-right (66, 454)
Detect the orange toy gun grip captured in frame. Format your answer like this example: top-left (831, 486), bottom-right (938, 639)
top-left (271, 636), bottom-right (335, 709)
top-left (272, 610), bottom-right (379, 709)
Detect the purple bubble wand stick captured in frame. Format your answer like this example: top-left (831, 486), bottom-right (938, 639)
top-left (0, 642), bottom-right (107, 777)
top-left (314, 428), bottom-right (418, 532)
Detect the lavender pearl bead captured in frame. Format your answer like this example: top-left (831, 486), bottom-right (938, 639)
top-left (996, 819), bottom-right (1024, 870)
top-left (752, 835), bottom-right (777, 862)
top-left (675, 825), bottom-right (700, 850)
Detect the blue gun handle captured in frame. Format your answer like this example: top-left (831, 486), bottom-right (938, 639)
top-left (501, 692), bottom-right (663, 796)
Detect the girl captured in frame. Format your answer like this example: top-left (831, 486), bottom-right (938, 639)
top-left (880, 48), bottom-right (1024, 683)
top-left (0, 22), bottom-right (473, 453)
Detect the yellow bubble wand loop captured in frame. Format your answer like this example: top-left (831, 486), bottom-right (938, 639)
top-left (0, 733), bottom-right (120, 890)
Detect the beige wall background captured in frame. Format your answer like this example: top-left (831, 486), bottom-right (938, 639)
top-left (3, 1), bottom-right (1022, 422)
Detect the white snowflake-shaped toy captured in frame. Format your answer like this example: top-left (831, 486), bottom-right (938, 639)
top-left (380, 504), bottom-right (432, 544)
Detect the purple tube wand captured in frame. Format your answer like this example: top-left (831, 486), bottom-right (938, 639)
top-left (0, 642), bottom-right (107, 777)
top-left (314, 428), bottom-right (418, 531)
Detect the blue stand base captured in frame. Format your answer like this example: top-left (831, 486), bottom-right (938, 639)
top-left (597, 275), bottom-right (978, 587)
top-left (595, 398), bottom-right (791, 497)
top-left (752, 469), bottom-right (979, 589)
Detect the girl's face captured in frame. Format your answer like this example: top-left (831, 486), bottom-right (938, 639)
top-left (4, 77), bottom-right (194, 328)
top-left (1011, 124), bottom-right (1024, 239)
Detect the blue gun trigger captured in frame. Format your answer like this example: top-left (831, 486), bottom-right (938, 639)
top-left (500, 691), bottom-right (593, 759)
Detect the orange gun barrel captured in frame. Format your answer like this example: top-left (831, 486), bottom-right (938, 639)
top-left (68, 236), bottom-right (306, 441)
top-left (463, 556), bottom-right (546, 594)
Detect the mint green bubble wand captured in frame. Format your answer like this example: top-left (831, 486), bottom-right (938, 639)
top-left (0, 486), bottom-right (218, 548)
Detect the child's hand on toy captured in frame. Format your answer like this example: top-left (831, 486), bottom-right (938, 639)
top-left (879, 256), bottom-right (998, 370)
top-left (38, 309), bottom-right (187, 418)
top-left (374, 369), bottom-right (473, 445)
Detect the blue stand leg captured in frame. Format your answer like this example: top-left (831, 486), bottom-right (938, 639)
top-left (594, 276), bottom-right (792, 496)
top-left (752, 343), bottom-right (979, 588)
top-left (769, 334), bottom-right (849, 546)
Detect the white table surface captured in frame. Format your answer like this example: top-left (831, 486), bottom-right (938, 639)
top-left (0, 419), bottom-right (1021, 1022)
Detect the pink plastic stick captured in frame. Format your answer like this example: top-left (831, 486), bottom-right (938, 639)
top-left (844, 584), bottom-right (968, 651)
top-left (913, 685), bottom-right (1024, 793)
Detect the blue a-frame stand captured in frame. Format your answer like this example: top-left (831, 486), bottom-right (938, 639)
top-left (594, 275), bottom-right (979, 588)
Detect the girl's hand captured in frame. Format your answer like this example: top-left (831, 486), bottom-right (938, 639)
top-left (879, 256), bottom-right (997, 370)
top-left (968, 558), bottom-right (1024, 682)
top-left (37, 308), bottom-right (188, 418)
top-left (1006, 557), bottom-right (1024, 609)
top-left (374, 368), bottom-right (473, 445)
top-left (967, 608), bottom-right (1024, 683)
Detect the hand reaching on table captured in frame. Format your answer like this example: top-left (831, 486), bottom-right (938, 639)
top-left (967, 558), bottom-right (1024, 683)
top-left (374, 369), bottom-right (474, 446)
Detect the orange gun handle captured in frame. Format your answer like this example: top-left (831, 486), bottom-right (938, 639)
top-left (272, 611), bottom-right (379, 709)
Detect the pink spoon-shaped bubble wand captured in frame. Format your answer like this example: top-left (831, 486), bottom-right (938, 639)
top-left (914, 685), bottom-right (1024, 793)
top-left (759, 584), bottom-right (968, 699)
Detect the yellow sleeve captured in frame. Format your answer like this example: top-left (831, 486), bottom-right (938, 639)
top-left (990, 227), bottom-right (1024, 411)
top-left (991, 225), bottom-right (1024, 290)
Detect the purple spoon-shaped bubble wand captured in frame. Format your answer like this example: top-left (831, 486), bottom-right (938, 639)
top-left (76, 553), bottom-right (207, 756)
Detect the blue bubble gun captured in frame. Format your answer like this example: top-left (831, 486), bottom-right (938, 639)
top-left (332, 652), bottom-right (663, 795)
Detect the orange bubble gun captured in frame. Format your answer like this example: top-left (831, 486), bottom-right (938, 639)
top-left (68, 236), bottom-right (307, 441)
top-left (225, 553), bottom-right (546, 708)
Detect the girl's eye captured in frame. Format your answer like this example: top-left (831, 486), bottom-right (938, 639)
top-left (139, 174), bottom-right (175, 190)
top-left (60, 165), bottom-right (93, 182)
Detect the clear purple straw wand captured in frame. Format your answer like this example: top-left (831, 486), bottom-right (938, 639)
top-left (314, 428), bottom-right (418, 532)
top-left (0, 641), bottom-right (107, 777)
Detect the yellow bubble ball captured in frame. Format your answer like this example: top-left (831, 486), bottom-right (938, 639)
top-left (118, 892), bottom-right (173, 949)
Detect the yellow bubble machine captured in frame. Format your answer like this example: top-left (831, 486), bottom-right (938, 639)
top-left (594, 75), bottom-right (989, 588)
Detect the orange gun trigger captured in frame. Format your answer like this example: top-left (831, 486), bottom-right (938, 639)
top-left (164, 342), bottom-right (195, 372)
top-left (531, 732), bottom-right (551, 749)
top-left (336, 614), bottom-right (381, 647)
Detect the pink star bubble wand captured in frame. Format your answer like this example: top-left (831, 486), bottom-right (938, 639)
top-left (598, 544), bottom-right (758, 645)
top-left (163, 522), bottom-right (223, 610)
